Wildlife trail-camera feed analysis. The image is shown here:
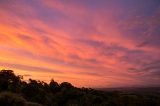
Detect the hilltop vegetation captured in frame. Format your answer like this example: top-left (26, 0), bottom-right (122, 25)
top-left (0, 69), bottom-right (160, 106)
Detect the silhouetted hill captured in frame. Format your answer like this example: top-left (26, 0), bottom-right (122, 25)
top-left (97, 87), bottom-right (160, 92)
top-left (0, 69), bottom-right (160, 106)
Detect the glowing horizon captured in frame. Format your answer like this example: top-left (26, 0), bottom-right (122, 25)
top-left (0, 0), bottom-right (160, 88)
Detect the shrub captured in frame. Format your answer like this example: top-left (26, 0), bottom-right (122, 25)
top-left (26, 102), bottom-right (43, 106)
top-left (0, 92), bottom-right (26, 106)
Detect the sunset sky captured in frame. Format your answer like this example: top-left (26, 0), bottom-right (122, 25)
top-left (0, 0), bottom-right (160, 88)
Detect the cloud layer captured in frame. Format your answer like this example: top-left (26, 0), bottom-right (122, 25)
top-left (0, 0), bottom-right (160, 88)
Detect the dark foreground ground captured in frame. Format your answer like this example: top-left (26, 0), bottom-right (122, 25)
top-left (0, 69), bottom-right (160, 106)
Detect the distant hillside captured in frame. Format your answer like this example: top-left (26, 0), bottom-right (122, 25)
top-left (97, 87), bottom-right (160, 92)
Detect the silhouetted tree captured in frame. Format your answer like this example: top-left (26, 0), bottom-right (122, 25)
top-left (60, 82), bottom-right (74, 91)
top-left (21, 79), bottom-right (46, 104)
top-left (49, 79), bottom-right (59, 93)
top-left (0, 69), bottom-right (21, 92)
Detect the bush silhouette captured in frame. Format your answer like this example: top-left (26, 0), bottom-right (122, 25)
top-left (26, 102), bottom-right (44, 106)
top-left (0, 92), bottom-right (26, 106)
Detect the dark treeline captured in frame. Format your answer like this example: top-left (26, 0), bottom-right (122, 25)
top-left (0, 69), bottom-right (160, 106)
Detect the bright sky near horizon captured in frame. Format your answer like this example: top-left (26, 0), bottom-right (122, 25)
top-left (0, 0), bottom-right (160, 88)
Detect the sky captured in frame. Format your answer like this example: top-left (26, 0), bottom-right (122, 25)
top-left (0, 0), bottom-right (160, 88)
